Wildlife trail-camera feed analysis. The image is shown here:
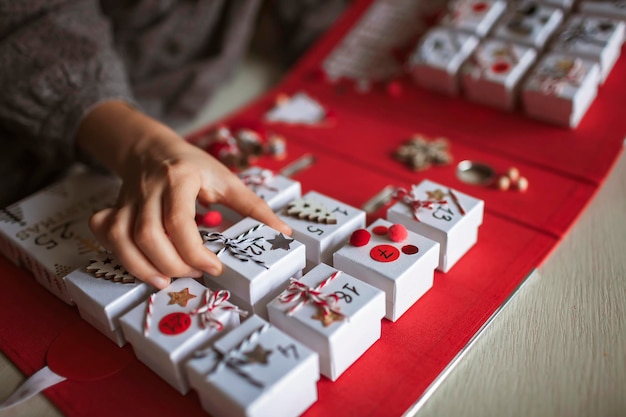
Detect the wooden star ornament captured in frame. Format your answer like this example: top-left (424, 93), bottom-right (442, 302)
top-left (426, 189), bottom-right (447, 201)
top-left (312, 308), bottom-right (344, 327)
top-left (243, 344), bottom-right (273, 365)
top-left (168, 288), bottom-right (197, 307)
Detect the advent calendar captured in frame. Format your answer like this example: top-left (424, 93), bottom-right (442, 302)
top-left (2, 0), bottom-right (626, 416)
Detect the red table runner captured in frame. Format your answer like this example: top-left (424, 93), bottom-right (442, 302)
top-left (2, 0), bottom-right (625, 416)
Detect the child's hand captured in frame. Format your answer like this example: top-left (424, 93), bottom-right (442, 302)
top-left (77, 101), bottom-right (291, 289)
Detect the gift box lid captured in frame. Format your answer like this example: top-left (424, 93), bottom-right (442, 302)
top-left (462, 38), bottom-right (537, 85)
top-left (204, 218), bottom-right (306, 299)
top-left (268, 263), bottom-right (385, 337)
top-left (391, 179), bottom-right (484, 234)
top-left (192, 315), bottom-right (319, 391)
top-left (335, 218), bottom-right (440, 291)
top-left (121, 278), bottom-right (239, 352)
top-left (524, 52), bottom-right (600, 99)
top-left (410, 27), bottom-right (479, 71)
top-left (237, 167), bottom-right (301, 209)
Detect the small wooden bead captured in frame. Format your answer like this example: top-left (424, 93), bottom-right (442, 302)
top-left (515, 176), bottom-right (529, 192)
top-left (507, 167), bottom-right (521, 183)
top-left (497, 175), bottom-right (511, 191)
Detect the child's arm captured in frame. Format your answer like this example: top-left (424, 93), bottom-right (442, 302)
top-left (77, 100), bottom-right (291, 289)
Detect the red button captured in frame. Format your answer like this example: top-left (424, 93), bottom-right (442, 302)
top-left (159, 312), bottom-right (192, 335)
top-left (402, 244), bottom-right (419, 255)
top-left (472, 2), bottom-right (488, 12)
top-left (350, 229), bottom-right (371, 247)
top-left (492, 61), bottom-right (511, 74)
top-left (372, 225), bottom-right (388, 235)
top-left (370, 244), bottom-right (400, 262)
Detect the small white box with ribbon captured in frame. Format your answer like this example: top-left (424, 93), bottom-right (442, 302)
top-left (203, 217), bottom-right (306, 319)
top-left (120, 277), bottom-right (245, 394)
top-left (386, 180), bottom-right (483, 273)
top-left (267, 263), bottom-right (385, 380)
top-left (186, 314), bottom-right (319, 417)
top-left (522, 52), bottom-right (601, 128)
top-left (492, 1), bottom-right (564, 49)
top-left (204, 167), bottom-right (301, 223)
top-left (277, 191), bottom-right (366, 269)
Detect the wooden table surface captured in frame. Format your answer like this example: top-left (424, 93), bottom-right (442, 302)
top-left (1, 56), bottom-right (624, 417)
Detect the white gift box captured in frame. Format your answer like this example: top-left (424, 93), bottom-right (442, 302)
top-left (522, 52), bottom-right (600, 127)
top-left (386, 180), bottom-right (484, 273)
top-left (541, 0), bottom-right (574, 9)
top-left (409, 27), bottom-right (479, 95)
top-left (511, 0), bottom-right (575, 10)
top-left (333, 219), bottom-right (440, 322)
top-left (185, 315), bottom-right (319, 417)
top-left (440, 0), bottom-right (507, 37)
top-left (203, 217), bottom-right (306, 319)
top-left (461, 38), bottom-right (537, 110)
top-left (579, 1), bottom-right (626, 23)
top-left (0, 167), bottom-right (119, 304)
top-left (207, 167), bottom-right (302, 223)
top-left (492, 1), bottom-right (564, 49)
top-left (119, 277), bottom-right (244, 394)
top-left (551, 14), bottom-right (625, 82)
top-left (267, 263), bottom-right (385, 381)
top-left (65, 253), bottom-right (154, 347)
top-left (277, 191), bottom-right (366, 267)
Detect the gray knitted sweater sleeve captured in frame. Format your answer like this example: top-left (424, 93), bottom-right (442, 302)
top-left (0, 0), bottom-right (133, 150)
top-left (0, 0), bottom-right (348, 207)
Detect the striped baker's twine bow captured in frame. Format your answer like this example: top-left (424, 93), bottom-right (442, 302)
top-left (201, 223), bottom-right (269, 269)
top-left (189, 289), bottom-right (248, 331)
top-left (538, 58), bottom-right (585, 95)
top-left (560, 20), bottom-right (609, 47)
top-left (468, 42), bottom-right (520, 79)
top-left (199, 324), bottom-right (270, 388)
top-left (279, 271), bottom-right (344, 320)
top-left (393, 187), bottom-right (447, 222)
top-left (240, 169), bottom-right (278, 192)
top-left (143, 293), bottom-right (156, 337)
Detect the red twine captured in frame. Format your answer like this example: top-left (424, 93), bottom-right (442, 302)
top-left (538, 58), bottom-right (585, 95)
top-left (279, 271), bottom-right (344, 320)
top-left (240, 169), bottom-right (279, 192)
top-left (394, 187), bottom-right (447, 222)
top-left (190, 289), bottom-right (248, 331)
top-left (143, 293), bottom-right (156, 337)
top-left (447, 188), bottom-right (466, 215)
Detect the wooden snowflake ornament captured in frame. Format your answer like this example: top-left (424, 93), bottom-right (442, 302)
top-left (286, 198), bottom-right (338, 224)
top-left (393, 134), bottom-right (452, 171)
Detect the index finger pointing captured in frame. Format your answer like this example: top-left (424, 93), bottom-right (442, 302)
top-left (224, 178), bottom-right (292, 235)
